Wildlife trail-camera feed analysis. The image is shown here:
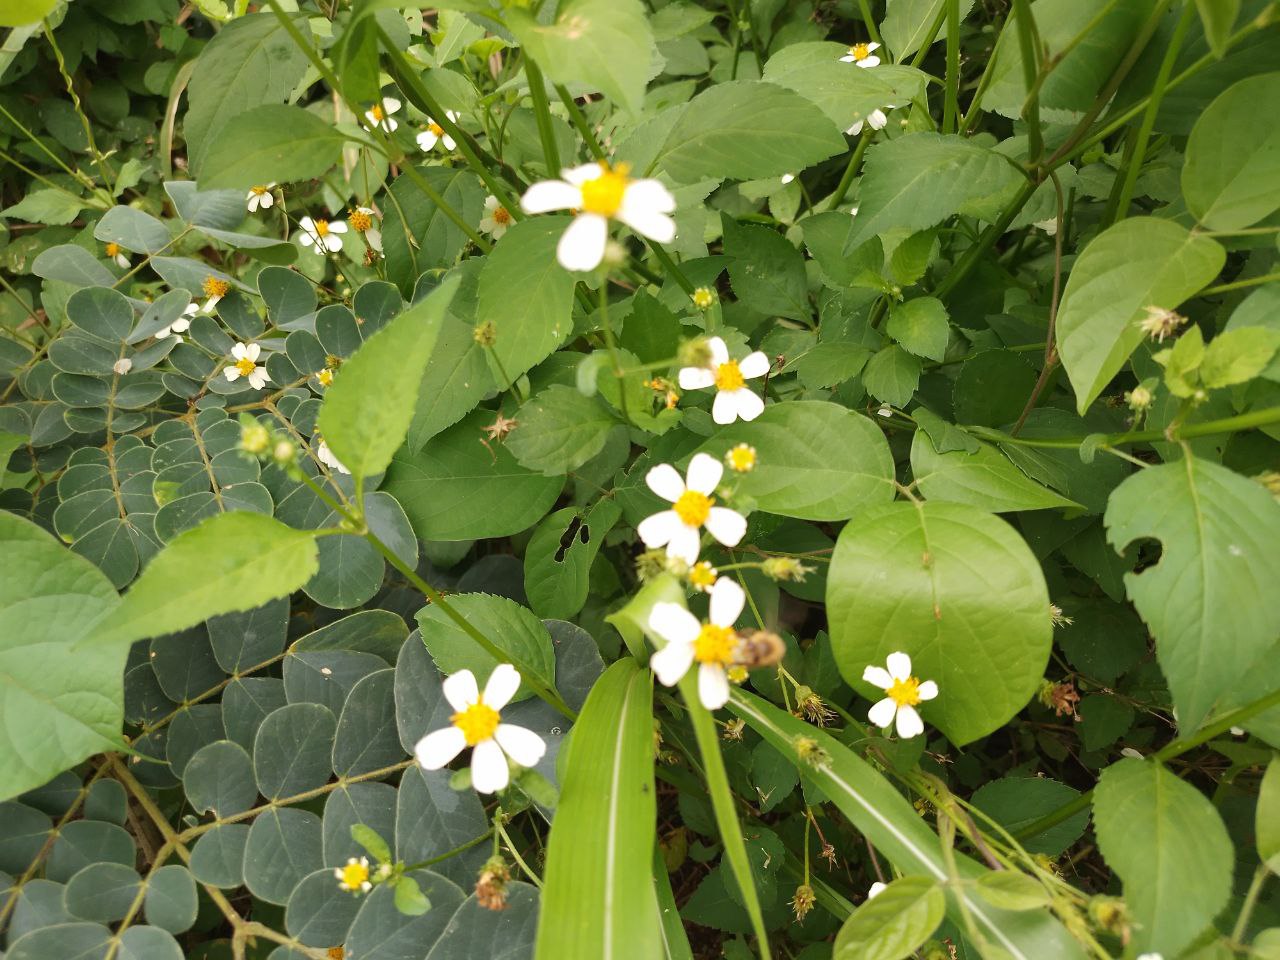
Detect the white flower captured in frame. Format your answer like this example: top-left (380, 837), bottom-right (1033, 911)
top-left (678, 336), bottom-right (769, 424)
top-left (223, 342), bottom-right (270, 391)
top-left (1136, 954), bottom-right (1163, 960)
top-left (1120, 747), bottom-right (1145, 760)
top-left (334, 856), bottom-right (372, 894)
top-left (112, 358), bottom-right (132, 375)
top-left (316, 439), bottom-right (350, 475)
top-left (780, 173), bottom-right (795, 185)
top-left (637, 453), bottom-right (747, 565)
top-left (297, 216), bottom-right (347, 254)
top-left (479, 194), bottom-right (514, 240)
top-left (414, 664), bottom-right (547, 794)
top-left (350, 206), bottom-right (382, 253)
top-left (867, 881), bottom-right (886, 899)
top-left (364, 96), bottom-right (401, 133)
top-left (648, 577), bottom-right (745, 710)
top-left (840, 41), bottom-right (881, 67)
top-left (157, 303), bottom-right (196, 342)
top-left (246, 184), bottom-right (276, 212)
top-left (520, 161), bottom-right (676, 272)
top-left (104, 242), bottom-right (129, 269)
top-left (862, 652), bottom-right (938, 739)
top-left (846, 106), bottom-right (891, 136)
top-left (416, 110), bottom-right (458, 152)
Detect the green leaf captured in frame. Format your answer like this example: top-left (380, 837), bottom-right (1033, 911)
top-left (382, 168), bottom-right (487, 294)
top-left (1194, 0), bottom-right (1239, 57)
top-left (911, 431), bottom-right (1082, 512)
top-left (1258, 757), bottom-right (1280, 871)
top-left (505, 386), bottom-right (617, 476)
top-left (723, 216), bottom-right (810, 322)
top-left (415, 593), bottom-right (556, 702)
top-left (406, 316), bottom-right (494, 449)
top-left (833, 876), bottom-right (945, 960)
top-left (1094, 758), bottom-right (1234, 958)
top-left (536, 660), bottom-right (660, 959)
top-left (730, 690), bottom-right (1090, 960)
top-left (94, 206), bottom-right (171, 255)
top-left (317, 276), bottom-right (459, 479)
top-left (1183, 73), bottom-right (1280, 230)
top-left (655, 81), bottom-right (847, 184)
top-left (507, 0), bottom-right (654, 114)
top-left (185, 12), bottom-right (312, 175)
top-left (0, 511), bottom-right (124, 802)
top-left (524, 501), bottom-right (623, 621)
top-left (827, 501), bottom-right (1052, 744)
top-left (0, 0), bottom-right (57, 26)
top-left (845, 134), bottom-right (1025, 251)
top-left (144, 865), bottom-right (198, 935)
top-left (393, 875), bottom-right (432, 916)
top-left (975, 872), bottom-right (1052, 911)
top-left (1200, 326), bottom-right (1280, 389)
top-left (887, 297), bottom-right (949, 362)
top-left (351, 823), bottom-right (392, 864)
top-left (1103, 457), bottom-right (1280, 731)
top-left (199, 104), bottom-right (349, 190)
top-left (761, 42), bottom-right (927, 132)
top-left (1056, 218), bottom-right (1225, 414)
top-left (693, 401), bottom-right (895, 520)
top-left (882, 0), bottom-right (977, 59)
top-left (862, 345), bottom-right (922, 407)
top-left (475, 218), bottom-right (578, 382)
top-left (385, 411), bottom-right (564, 541)
top-left (95, 512), bottom-right (319, 648)
top-left (2, 189), bottom-right (87, 226)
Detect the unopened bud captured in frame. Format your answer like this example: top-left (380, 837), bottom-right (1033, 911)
top-left (762, 556), bottom-right (815, 582)
top-left (240, 421), bottom-right (271, 456)
top-left (677, 337), bottom-right (713, 369)
top-left (473, 320), bottom-right (498, 347)
top-left (691, 287), bottom-right (716, 310)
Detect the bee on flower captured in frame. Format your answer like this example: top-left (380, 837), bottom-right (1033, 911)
top-left (840, 41), bottom-right (881, 67)
top-left (297, 216), bottom-right (347, 255)
top-left (479, 195), bottom-right (514, 240)
top-left (520, 161), bottom-right (676, 272)
top-left (847, 106), bottom-right (892, 136)
top-left (364, 96), bottom-right (402, 133)
top-left (104, 242), bottom-right (129, 269)
top-left (416, 110), bottom-right (459, 153)
top-left (349, 206), bottom-right (382, 253)
top-left (414, 664), bottom-right (547, 794)
top-left (335, 857), bottom-right (373, 895)
top-left (679, 336), bottom-right (770, 424)
top-left (862, 651), bottom-right (938, 739)
top-left (638, 453), bottom-right (747, 565)
top-left (316, 438), bottom-right (350, 475)
top-left (648, 577), bottom-right (748, 709)
top-left (246, 183), bottom-right (276, 212)
top-left (223, 342), bottom-right (270, 391)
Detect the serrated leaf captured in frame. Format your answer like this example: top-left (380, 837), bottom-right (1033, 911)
top-left (505, 386), bottom-right (617, 476)
top-left (887, 297), bottom-right (949, 362)
top-left (911, 431), bottom-right (1082, 512)
top-left (833, 875), bottom-right (944, 960)
top-left (2, 189), bottom-right (87, 225)
top-left (882, 0), bottom-right (977, 59)
top-left (762, 42), bottom-right (927, 132)
top-left (200, 104), bottom-right (349, 190)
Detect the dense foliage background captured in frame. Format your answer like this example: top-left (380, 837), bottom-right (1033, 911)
top-left (1, 0), bottom-right (1279, 958)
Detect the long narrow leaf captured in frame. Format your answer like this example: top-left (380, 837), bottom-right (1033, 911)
top-left (535, 660), bottom-right (661, 959)
top-left (730, 690), bottom-right (1088, 960)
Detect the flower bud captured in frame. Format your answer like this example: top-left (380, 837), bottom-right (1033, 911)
top-left (677, 337), bottom-right (713, 369)
top-left (240, 420), bottom-right (271, 456)
top-left (691, 286), bottom-right (716, 310)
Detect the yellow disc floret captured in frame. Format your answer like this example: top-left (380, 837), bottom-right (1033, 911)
top-left (689, 561), bottom-right (718, 591)
top-left (317, 369), bottom-right (334, 388)
top-left (313, 219), bottom-right (330, 237)
top-left (694, 623), bottom-right (738, 667)
top-left (349, 209), bottom-right (372, 233)
top-left (428, 121), bottom-right (444, 137)
top-left (370, 104), bottom-right (385, 121)
top-left (203, 276), bottom-right (230, 298)
top-left (673, 489), bottom-right (713, 527)
top-left (715, 360), bottom-right (745, 392)
top-left (105, 242), bottom-right (121, 257)
top-left (579, 163), bottom-right (631, 218)
top-left (340, 860), bottom-right (369, 890)
top-left (492, 204), bottom-right (512, 225)
top-left (451, 701), bottom-right (500, 746)
top-left (887, 676), bottom-right (922, 707)
top-left (235, 357), bottom-right (257, 377)
top-left (849, 42), bottom-right (871, 61)
top-left (251, 185), bottom-right (270, 197)
top-left (692, 287), bottom-right (715, 309)
top-left (726, 443), bottom-right (757, 473)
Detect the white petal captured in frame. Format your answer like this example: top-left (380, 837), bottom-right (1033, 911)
top-left (259, 193), bottom-right (274, 208)
top-left (886, 652), bottom-right (913, 681)
top-left (868, 697), bottom-right (898, 729)
top-left (665, 525), bottom-right (702, 566)
top-left (223, 367), bottom-right (240, 382)
top-left (648, 602), bottom-right (701, 645)
top-left (685, 452), bottom-right (723, 495)
top-left (483, 663), bottom-right (520, 710)
top-left (442, 669), bottom-right (479, 711)
top-left (916, 680), bottom-right (939, 701)
top-left (416, 130), bottom-right (439, 151)
top-left (707, 337), bottom-right (729, 367)
top-left (556, 214), bottom-right (608, 272)
top-left (327, 221), bottom-right (348, 234)
top-left (637, 510), bottom-right (681, 548)
top-left (698, 663), bottom-right (731, 710)
top-left (896, 704), bottom-right (924, 739)
top-left (862, 666), bottom-right (894, 690)
top-left (298, 232), bottom-right (316, 247)
top-left (678, 366), bottom-right (715, 390)
top-left (620, 208), bottom-right (675, 243)
top-left (248, 369), bottom-right (269, 390)
top-left (493, 724), bottom-right (546, 768)
top-left (867, 42), bottom-right (881, 52)
top-left (231, 343), bottom-right (248, 360)
top-left (446, 110), bottom-right (459, 123)
top-left (520, 180), bottom-right (581, 214)
top-left (298, 217), bottom-right (316, 231)
top-left (247, 195), bottom-right (260, 212)
top-left (839, 54), bottom-right (856, 62)
top-left (704, 507), bottom-right (746, 548)
top-left (623, 178), bottom-right (676, 213)
top-left (366, 228), bottom-right (383, 252)
top-left (709, 577), bottom-right (745, 628)
top-left (470, 738), bottom-right (509, 794)
top-left (846, 120), bottom-right (865, 136)
top-left (868, 882), bottom-right (886, 899)
top-left (730, 389), bottom-right (764, 422)
top-left (649, 638), bottom-right (695, 687)
top-left (244, 342), bottom-right (261, 362)
top-left (441, 134), bottom-right (456, 151)
top-left (645, 463), bottom-right (686, 502)
top-left (323, 234), bottom-right (344, 252)
top-left (738, 351), bottom-right (770, 379)
top-left (868, 109), bottom-right (888, 130)
top-left (562, 162), bottom-right (607, 186)
top-left (858, 56), bottom-right (880, 68)
top-left (712, 389), bottom-right (740, 424)
top-left (414, 726), bottom-right (467, 769)
top-left (382, 97), bottom-right (401, 114)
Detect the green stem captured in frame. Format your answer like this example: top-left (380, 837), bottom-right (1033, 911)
top-left (496, 819), bottom-right (544, 888)
top-left (933, 178), bottom-right (1038, 300)
top-left (523, 58), bottom-right (561, 175)
top-left (943, 0), bottom-right (961, 133)
top-left (1201, 269), bottom-right (1280, 297)
top-left (856, 0), bottom-right (883, 47)
top-left (973, 404), bottom-right (1280, 450)
top-left (646, 241), bottom-right (695, 295)
top-left (597, 279), bottom-right (629, 424)
top-left (556, 85), bottom-right (608, 162)
top-left (1012, 0), bottom-right (1043, 165)
top-left (827, 128), bottom-right (873, 211)
top-left (1231, 864), bottom-right (1269, 943)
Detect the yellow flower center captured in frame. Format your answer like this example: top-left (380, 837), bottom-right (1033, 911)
top-left (313, 219), bottom-right (330, 237)
top-left (692, 287), bottom-right (715, 309)
top-left (850, 43), bottom-right (871, 60)
top-left (492, 205), bottom-right (511, 224)
top-left (673, 489), bottom-right (713, 527)
top-left (370, 105), bottom-right (385, 121)
top-left (690, 562), bottom-right (717, 589)
top-left (105, 242), bottom-right (121, 257)
top-left (251, 185), bottom-right (270, 196)
top-left (203, 276), bottom-right (230, 298)
top-left (235, 357), bottom-right (257, 377)
top-left (579, 163), bottom-right (631, 217)
top-left (349, 210), bottom-right (372, 232)
top-left (694, 623), bottom-right (738, 667)
top-left (317, 369), bottom-right (334, 387)
top-left (887, 676), bottom-right (922, 707)
top-left (328, 948), bottom-right (344, 960)
top-left (715, 360), bottom-right (745, 392)
top-left (727, 443), bottom-right (757, 472)
top-left (452, 701), bottom-right (500, 746)
top-left (340, 861), bottom-right (369, 889)
top-left (429, 121), bottom-right (444, 136)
